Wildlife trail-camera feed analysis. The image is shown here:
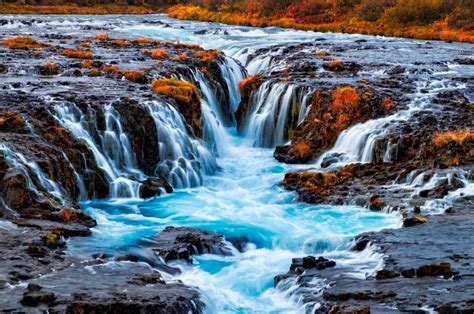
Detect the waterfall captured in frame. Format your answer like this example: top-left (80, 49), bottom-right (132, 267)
top-left (316, 78), bottom-right (464, 167)
top-left (242, 82), bottom-right (313, 147)
top-left (54, 103), bottom-right (143, 199)
top-left (0, 143), bottom-right (65, 204)
top-left (218, 56), bottom-right (247, 113)
top-left (147, 100), bottom-right (218, 189)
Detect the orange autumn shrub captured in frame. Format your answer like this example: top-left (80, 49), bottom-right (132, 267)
top-left (133, 37), bottom-right (153, 44)
top-left (382, 96), bottom-right (395, 111)
top-left (81, 60), bottom-right (93, 69)
top-left (42, 62), bottom-right (57, 75)
top-left (1, 36), bottom-right (47, 49)
top-left (194, 50), bottom-right (219, 63)
top-left (325, 59), bottom-right (344, 71)
top-left (330, 86), bottom-right (360, 113)
top-left (150, 49), bottom-right (169, 60)
top-left (102, 65), bottom-right (121, 75)
top-left (433, 130), bottom-right (474, 147)
top-left (113, 39), bottom-right (130, 47)
top-left (89, 69), bottom-right (101, 77)
top-left (178, 53), bottom-right (188, 60)
top-left (62, 48), bottom-right (94, 60)
top-left (292, 141), bottom-right (313, 159)
top-left (123, 70), bottom-right (147, 84)
top-left (151, 78), bottom-right (198, 103)
top-left (239, 75), bottom-right (262, 94)
top-left (94, 33), bottom-right (109, 41)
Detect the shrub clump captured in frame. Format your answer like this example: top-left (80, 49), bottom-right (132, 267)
top-left (149, 49), bottom-right (169, 60)
top-left (433, 130), bottom-right (474, 147)
top-left (1, 36), bottom-right (47, 49)
top-left (123, 70), bottom-right (147, 84)
top-left (62, 48), bottom-right (94, 60)
top-left (239, 75), bottom-right (263, 95)
top-left (113, 39), bottom-right (130, 47)
top-left (194, 49), bottom-right (219, 63)
top-left (133, 37), bottom-right (153, 44)
top-left (151, 78), bottom-right (198, 103)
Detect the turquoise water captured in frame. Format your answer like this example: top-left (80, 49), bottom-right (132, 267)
top-left (71, 131), bottom-right (401, 313)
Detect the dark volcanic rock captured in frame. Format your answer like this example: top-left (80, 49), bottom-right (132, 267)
top-left (153, 226), bottom-right (233, 263)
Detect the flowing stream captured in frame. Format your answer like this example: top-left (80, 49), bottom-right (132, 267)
top-left (3, 14), bottom-right (472, 313)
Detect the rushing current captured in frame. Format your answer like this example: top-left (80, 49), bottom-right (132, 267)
top-left (3, 14), bottom-right (473, 313)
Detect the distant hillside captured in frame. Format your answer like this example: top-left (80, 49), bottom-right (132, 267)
top-left (1, 0), bottom-right (473, 42)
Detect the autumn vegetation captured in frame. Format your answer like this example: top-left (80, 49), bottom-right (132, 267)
top-left (1, 36), bottom-right (48, 49)
top-left (151, 78), bottom-right (199, 103)
top-left (433, 130), bottom-right (474, 147)
top-left (3, 1), bottom-right (472, 42)
top-left (167, 0), bottom-right (474, 43)
top-left (62, 48), bottom-right (94, 59)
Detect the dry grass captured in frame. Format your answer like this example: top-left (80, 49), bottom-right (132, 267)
top-left (62, 48), bottom-right (93, 60)
top-left (433, 130), bottom-right (474, 146)
top-left (194, 50), bottom-right (219, 63)
top-left (151, 78), bottom-right (198, 103)
top-left (113, 39), bottom-right (130, 47)
top-left (1, 36), bottom-right (47, 49)
top-left (93, 33), bottom-right (109, 41)
top-left (133, 37), bottom-right (154, 44)
top-left (150, 49), bottom-right (169, 60)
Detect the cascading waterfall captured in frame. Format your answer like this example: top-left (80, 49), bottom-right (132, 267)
top-left (189, 69), bottom-right (232, 156)
top-left (147, 100), bottom-right (218, 189)
top-left (316, 78), bottom-right (467, 167)
top-left (54, 103), bottom-right (143, 199)
top-left (243, 81), bottom-right (313, 147)
top-left (0, 143), bottom-right (65, 204)
top-left (218, 56), bottom-right (247, 113)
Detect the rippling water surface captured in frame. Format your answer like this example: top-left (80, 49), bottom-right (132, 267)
top-left (5, 13), bottom-right (472, 312)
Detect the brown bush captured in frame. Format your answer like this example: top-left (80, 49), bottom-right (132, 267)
top-left (384, 0), bottom-right (447, 26)
top-left (356, 0), bottom-right (396, 21)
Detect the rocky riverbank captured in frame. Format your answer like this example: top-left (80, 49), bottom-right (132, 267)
top-left (233, 32), bottom-right (473, 312)
top-left (0, 27), bottom-right (243, 312)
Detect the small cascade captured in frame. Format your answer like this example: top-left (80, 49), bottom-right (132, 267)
top-left (218, 56), bottom-right (247, 113)
top-left (54, 103), bottom-right (143, 199)
top-left (62, 152), bottom-right (88, 201)
top-left (242, 81), bottom-right (313, 147)
top-left (316, 79), bottom-right (465, 167)
top-left (147, 100), bottom-right (218, 189)
top-left (0, 143), bottom-right (65, 204)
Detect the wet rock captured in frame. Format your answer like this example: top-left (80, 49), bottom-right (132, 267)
top-left (153, 226), bottom-right (232, 263)
top-left (139, 178), bottom-right (173, 199)
top-left (386, 65), bottom-right (405, 75)
top-left (403, 215), bottom-right (428, 227)
top-left (416, 262), bottom-right (453, 278)
top-left (323, 290), bottom-right (396, 301)
top-left (369, 195), bottom-right (384, 211)
top-left (375, 269), bottom-right (400, 280)
top-left (290, 256), bottom-right (336, 272)
top-left (128, 273), bottom-right (165, 285)
top-left (21, 284), bottom-right (56, 307)
top-left (328, 305), bottom-right (370, 314)
top-left (227, 236), bottom-right (249, 252)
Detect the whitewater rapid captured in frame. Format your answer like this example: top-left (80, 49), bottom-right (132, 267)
top-left (4, 13), bottom-right (471, 313)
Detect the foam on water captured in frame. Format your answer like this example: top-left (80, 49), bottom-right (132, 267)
top-left (71, 133), bottom-right (401, 312)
